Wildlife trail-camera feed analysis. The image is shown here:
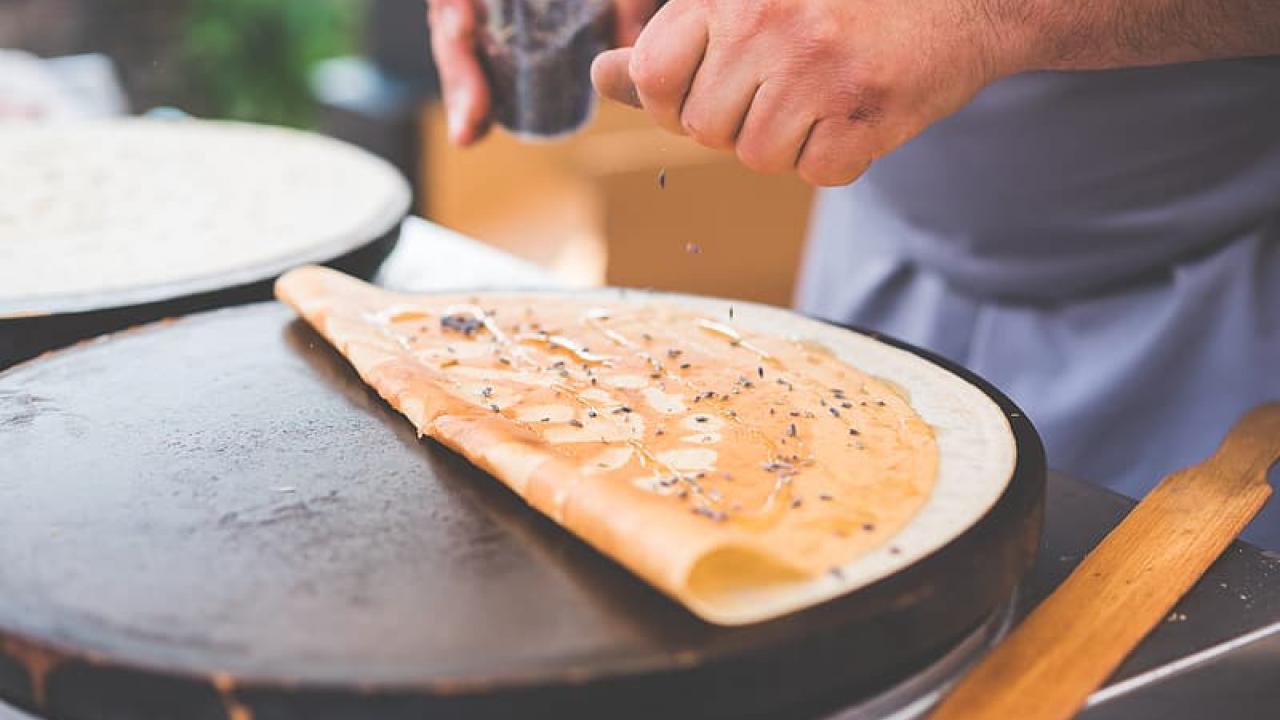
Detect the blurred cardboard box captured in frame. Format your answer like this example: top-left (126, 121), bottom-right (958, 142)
top-left (420, 101), bottom-right (813, 306)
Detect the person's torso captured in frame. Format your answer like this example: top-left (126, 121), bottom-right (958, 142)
top-left (844, 58), bottom-right (1280, 301)
top-left (796, 59), bottom-right (1280, 547)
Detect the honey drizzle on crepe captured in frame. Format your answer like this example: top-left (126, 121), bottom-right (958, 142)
top-left (276, 268), bottom-right (966, 623)
top-left (368, 301), bottom-right (898, 535)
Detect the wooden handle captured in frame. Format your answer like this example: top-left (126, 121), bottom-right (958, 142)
top-left (932, 402), bottom-right (1280, 720)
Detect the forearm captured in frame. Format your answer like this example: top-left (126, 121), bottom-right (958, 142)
top-left (994, 0), bottom-right (1280, 73)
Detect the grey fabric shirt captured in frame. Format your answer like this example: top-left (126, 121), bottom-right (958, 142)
top-left (797, 59), bottom-right (1280, 547)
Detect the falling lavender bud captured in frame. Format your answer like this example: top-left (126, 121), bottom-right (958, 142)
top-left (685, 242), bottom-right (702, 255)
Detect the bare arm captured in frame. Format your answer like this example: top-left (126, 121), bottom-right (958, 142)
top-left (591, 0), bottom-right (1280, 187)
top-left (1004, 0), bottom-right (1280, 72)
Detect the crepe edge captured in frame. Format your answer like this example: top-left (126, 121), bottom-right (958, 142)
top-left (273, 266), bottom-right (1013, 626)
top-left (274, 267), bottom-right (864, 624)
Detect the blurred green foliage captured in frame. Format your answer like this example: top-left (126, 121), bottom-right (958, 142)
top-left (179, 0), bottom-right (367, 127)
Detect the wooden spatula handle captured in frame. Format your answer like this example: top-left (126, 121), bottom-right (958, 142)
top-left (932, 402), bottom-right (1280, 720)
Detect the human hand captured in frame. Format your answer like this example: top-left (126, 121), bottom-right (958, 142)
top-left (427, 0), bottom-right (658, 145)
top-left (591, 0), bottom-right (1025, 186)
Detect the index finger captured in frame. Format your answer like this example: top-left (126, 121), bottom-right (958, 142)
top-left (592, 48), bottom-right (641, 108)
top-left (627, 0), bottom-right (708, 136)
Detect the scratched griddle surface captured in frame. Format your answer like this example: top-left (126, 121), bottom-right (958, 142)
top-left (0, 302), bottom-right (1043, 719)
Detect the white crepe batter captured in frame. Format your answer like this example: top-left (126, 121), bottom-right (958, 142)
top-left (0, 119), bottom-right (409, 309)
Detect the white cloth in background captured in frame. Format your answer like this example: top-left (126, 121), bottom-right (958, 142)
top-left (377, 217), bottom-right (560, 292)
top-left (0, 49), bottom-right (127, 120)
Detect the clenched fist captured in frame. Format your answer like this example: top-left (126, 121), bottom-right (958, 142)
top-left (591, 0), bottom-right (1020, 186)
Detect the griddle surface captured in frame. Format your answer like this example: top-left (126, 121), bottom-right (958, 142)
top-left (0, 303), bottom-right (1043, 719)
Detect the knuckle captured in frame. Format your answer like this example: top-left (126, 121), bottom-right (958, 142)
top-left (801, 155), bottom-right (865, 187)
top-left (716, 0), bottom-right (788, 43)
top-left (735, 139), bottom-right (778, 174)
top-left (776, 8), bottom-right (839, 67)
top-left (799, 164), bottom-right (833, 186)
top-left (628, 44), bottom-right (669, 98)
top-left (680, 113), bottom-right (706, 144)
top-left (804, 11), bottom-right (842, 52)
top-left (847, 102), bottom-right (884, 125)
top-left (828, 80), bottom-right (887, 126)
top-left (680, 113), bottom-right (701, 140)
top-left (680, 106), bottom-right (729, 149)
top-left (734, 1), bottom-right (773, 37)
top-left (850, 87), bottom-right (888, 125)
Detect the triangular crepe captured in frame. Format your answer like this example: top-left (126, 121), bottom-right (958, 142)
top-left (276, 267), bottom-right (1013, 624)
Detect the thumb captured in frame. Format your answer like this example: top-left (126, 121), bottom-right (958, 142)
top-left (591, 48), bottom-right (641, 108)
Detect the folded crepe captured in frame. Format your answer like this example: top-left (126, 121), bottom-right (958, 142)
top-left (276, 266), bottom-right (1013, 624)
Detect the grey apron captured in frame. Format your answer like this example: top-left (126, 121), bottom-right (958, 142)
top-left (797, 59), bottom-right (1280, 547)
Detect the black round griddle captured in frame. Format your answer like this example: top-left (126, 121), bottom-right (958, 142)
top-left (0, 225), bottom-right (400, 372)
top-left (0, 302), bottom-right (1045, 720)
